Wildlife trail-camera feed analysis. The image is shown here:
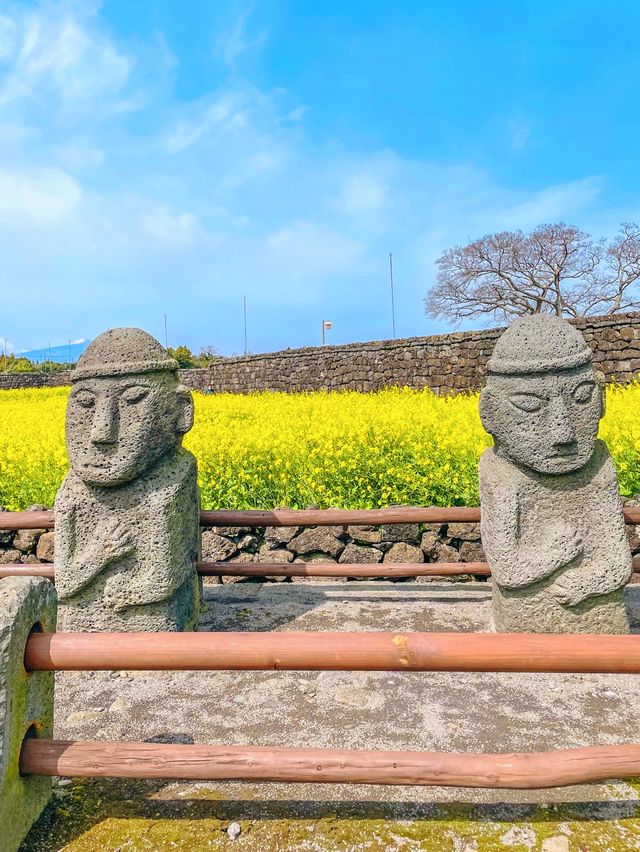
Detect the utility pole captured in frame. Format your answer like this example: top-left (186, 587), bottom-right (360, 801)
top-left (243, 295), bottom-right (248, 356)
top-left (164, 314), bottom-right (168, 350)
top-left (321, 319), bottom-right (332, 345)
top-left (389, 251), bottom-right (396, 339)
top-left (68, 340), bottom-right (71, 364)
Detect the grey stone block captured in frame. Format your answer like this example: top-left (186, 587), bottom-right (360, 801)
top-left (0, 577), bottom-right (56, 852)
top-left (201, 532), bottom-right (238, 562)
top-left (338, 544), bottom-right (383, 564)
top-left (383, 542), bottom-right (423, 563)
top-left (380, 523), bottom-right (420, 543)
top-left (287, 528), bottom-right (345, 559)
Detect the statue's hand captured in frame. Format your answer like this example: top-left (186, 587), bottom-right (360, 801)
top-left (546, 520), bottom-right (583, 566)
top-left (552, 575), bottom-right (586, 607)
top-left (97, 519), bottom-right (135, 566)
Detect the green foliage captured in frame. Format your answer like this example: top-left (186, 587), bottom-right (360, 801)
top-left (168, 345), bottom-right (219, 368)
top-left (167, 345), bottom-right (197, 368)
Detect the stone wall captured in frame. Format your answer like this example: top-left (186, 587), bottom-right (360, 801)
top-left (185, 311), bottom-right (640, 395)
top-left (4, 501), bottom-right (640, 583)
top-left (0, 372), bottom-right (71, 390)
top-left (2, 311), bottom-right (639, 395)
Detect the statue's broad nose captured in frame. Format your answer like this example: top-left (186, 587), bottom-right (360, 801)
top-left (548, 396), bottom-right (577, 446)
top-left (90, 396), bottom-right (118, 445)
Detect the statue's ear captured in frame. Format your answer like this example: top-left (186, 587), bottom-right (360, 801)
top-left (595, 370), bottom-right (606, 418)
top-left (479, 387), bottom-right (497, 436)
top-left (175, 386), bottom-right (194, 435)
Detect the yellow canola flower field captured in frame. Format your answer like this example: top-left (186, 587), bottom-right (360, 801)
top-left (0, 384), bottom-right (639, 511)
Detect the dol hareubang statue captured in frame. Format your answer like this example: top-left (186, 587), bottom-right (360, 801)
top-left (479, 314), bottom-right (632, 634)
top-left (55, 328), bottom-right (201, 632)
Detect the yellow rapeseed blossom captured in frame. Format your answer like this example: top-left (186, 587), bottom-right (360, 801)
top-left (0, 384), bottom-right (638, 511)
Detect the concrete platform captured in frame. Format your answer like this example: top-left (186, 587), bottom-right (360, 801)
top-left (21, 581), bottom-right (640, 850)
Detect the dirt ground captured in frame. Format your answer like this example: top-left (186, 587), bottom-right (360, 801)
top-left (20, 580), bottom-right (640, 851)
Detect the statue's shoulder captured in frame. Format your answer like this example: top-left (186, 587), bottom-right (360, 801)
top-left (54, 469), bottom-right (86, 510)
top-left (479, 446), bottom-right (520, 481)
top-left (590, 439), bottom-right (618, 485)
top-left (145, 449), bottom-right (197, 509)
top-left (479, 448), bottom-right (528, 505)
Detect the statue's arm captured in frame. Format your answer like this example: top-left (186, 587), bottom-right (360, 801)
top-left (109, 463), bottom-right (198, 611)
top-left (551, 459), bottom-right (632, 606)
top-left (56, 512), bottom-right (134, 599)
top-left (480, 454), bottom-right (582, 589)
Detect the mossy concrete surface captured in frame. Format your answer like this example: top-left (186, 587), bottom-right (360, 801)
top-left (19, 580), bottom-right (640, 850)
top-left (1, 577), bottom-right (56, 852)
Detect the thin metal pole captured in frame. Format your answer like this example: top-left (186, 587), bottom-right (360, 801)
top-left (389, 252), bottom-right (396, 339)
top-left (163, 314), bottom-right (168, 350)
top-left (321, 319), bottom-right (325, 346)
top-left (243, 296), bottom-right (248, 355)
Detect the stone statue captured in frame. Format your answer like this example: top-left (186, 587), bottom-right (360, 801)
top-left (479, 314), bottom-right (632, 633)
top-left (55, 328), bottom-right (201, 632)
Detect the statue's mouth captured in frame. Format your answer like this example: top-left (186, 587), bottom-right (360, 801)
top-left (548, 444), bottom-right (580, 459)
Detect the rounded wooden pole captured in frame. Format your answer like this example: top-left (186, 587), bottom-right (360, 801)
top-left (0, 510), bottom-right (54, 530)
top-left (0, 561), bottom-right (488, 580)
top-left (199, 507), bottom-right (482, 526)
top-left (5, 558), bottom-right (640, 581)
top-left (23, 630), bottom-right (640, 674)
top-left (202, 561), bottom-right (491, 577)
top-left (0, 564), bottom-right (55, 580)
top-left (20, 739), bottom-right (640, 789)
top-left (0, 505), bottom-right (638, 531)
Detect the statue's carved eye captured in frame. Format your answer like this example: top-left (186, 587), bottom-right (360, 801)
top-left (508, 393), bottom-right (545, 413)
top-left (121, 386), bottom-right (150, 404)
top-left (572, 381), bottom-right (595, 404)
top-left (72, 391), bottom-right (95, 409)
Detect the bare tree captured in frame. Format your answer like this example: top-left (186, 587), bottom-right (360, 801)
top-left (425, 222), bottom-right (640, 323)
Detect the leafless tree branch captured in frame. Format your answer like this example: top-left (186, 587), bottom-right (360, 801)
top-left (425, 222), bottom-right (640, 324)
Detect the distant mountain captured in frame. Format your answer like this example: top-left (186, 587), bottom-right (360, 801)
top-left (19, 340), bottom-right (91, 364)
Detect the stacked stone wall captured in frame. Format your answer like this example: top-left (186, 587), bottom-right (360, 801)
top-left (1, 312), bottom-right (638, 395)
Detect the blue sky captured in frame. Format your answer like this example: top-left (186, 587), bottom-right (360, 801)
top-left (1, 0), bottom-right (639, 356)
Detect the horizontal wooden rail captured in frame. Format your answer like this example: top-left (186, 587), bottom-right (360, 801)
top-left (198, 561), bottom-right (492, 577)
top-left (200, 507), bottom-right (484, 526)
top-left (24, 631), bottom-right (640, 674)
top-left (20, 739), bottom-right (640, 789)
top-left (4, 557), bottom-right (640, 581)
top-left (0, 561), bottom-right (493, 581)
top-left (2, 505), bottom-right (639, 531)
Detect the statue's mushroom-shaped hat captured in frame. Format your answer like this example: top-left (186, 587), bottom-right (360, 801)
top-left (486, 314), bottom-right (593, 376)
top-left (72, 328), bottom-right (179, 381)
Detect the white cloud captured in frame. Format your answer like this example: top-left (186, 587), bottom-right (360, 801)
top-left (213, 6), bottom-right (267, 70)
top-left (0, 167), bottom-right (82, 227)
top-left (0, 7), bottom-right (132, 113)
top-left (265, 220), bottom-right (365, 279)
top-left (141, 205), bottom-right (203, 249)
top-left (495, 177), bottom-right (604, 230)
top-left (339, 173), bottom-right (388, 216)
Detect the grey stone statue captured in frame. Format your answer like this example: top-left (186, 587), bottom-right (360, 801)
top-left (479, 314), bottom-right (632, 633)
top-left (55, 328), bottom-right (201, 632)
